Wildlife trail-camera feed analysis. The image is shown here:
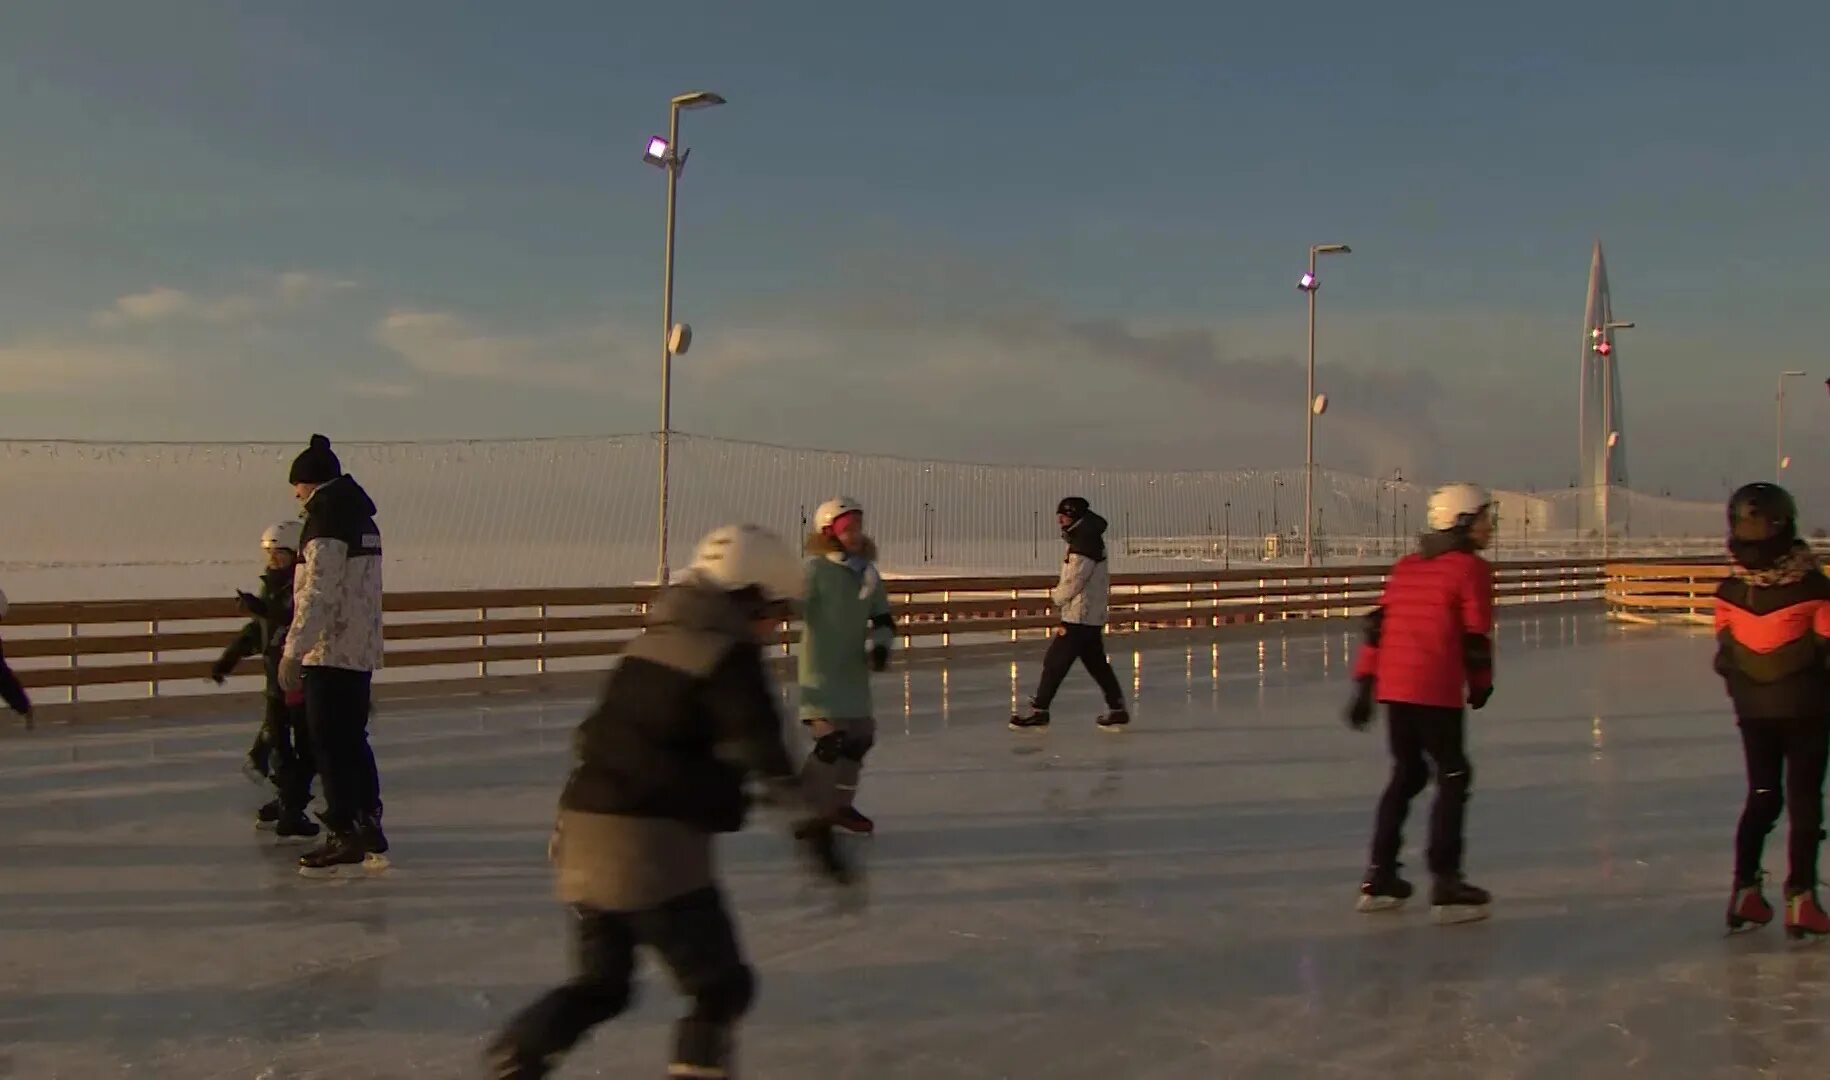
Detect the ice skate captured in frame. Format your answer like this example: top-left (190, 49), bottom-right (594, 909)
top-left (1096, 708), bottom-right (1131, 732)
top-left (254, 798), bottom-right (282, 831)
top-left (834, 806), bottom-right (874, 836)
top-left (356, 810), bottom-right (391, 872)
top-left (273, 810), bottom-right (321, 844)
top-left (1726, 875), bottom-right (1773, 933)
top-left (1430, 874), bottom-right (1491, 925)
top-left (1784, 888), bottom-right (1830, 941)
top-left (1356, 865), bottom-right (1414, 913)
top-left (1009, 705), bottom-right (1051, 731)
top-left (299, 829), bottom-right (387, 879)
top-left (483, 1036), bottom-right (553, 1080)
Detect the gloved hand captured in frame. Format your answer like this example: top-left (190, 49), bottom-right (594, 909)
top-left (278, 654), bottom-right (304, 695)
top-left (794, 818), bottom-right (855, 887)
top-left (869, 644), bottom-right (890, 672)
top-left (236, 590), bottom-right (260, 615)
top-left (1469, 684), bottom-right (1494, 711)
top-left (1345, 677), bottom-right (1375, 731)
top-left (209, 658), bottom-right (233, 685)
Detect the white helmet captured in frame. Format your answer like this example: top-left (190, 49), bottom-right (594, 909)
top-left (1426, 483), bottom-right (1493, 532)
top-left (814, 497), bottom-right (864, 534)
top-left (261, 520), bottom-right (305, 552)
top-left (687, 524), bottom-right (805, 603)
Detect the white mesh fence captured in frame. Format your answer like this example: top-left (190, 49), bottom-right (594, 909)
top-left (0, 433), bottom-right (1727, 602)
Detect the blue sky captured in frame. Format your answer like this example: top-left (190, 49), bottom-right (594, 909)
top-left (3, 0), bottom-right (1828, 502)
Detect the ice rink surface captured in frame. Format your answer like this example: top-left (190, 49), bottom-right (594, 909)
top-left (4, 610), bottom-right (1828, 1079)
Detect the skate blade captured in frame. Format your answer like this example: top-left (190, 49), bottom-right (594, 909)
top-left (1431, 903), bottom-right (1491, 925)
top-left (1008, 723), bottom-right (1049, 733)
top-left (1096, 725), bottom-right (1129, 734)
top-left (298, 854), bottom-right (391, 880)
top-left (1785, 927), bottom-right (1829, 942)
top-left (1356, 895), bottom-right (1408, 913)
top-left (273, 832), bottom-right (320, 846)
top-left (254, 821), bottom-right (278, 832)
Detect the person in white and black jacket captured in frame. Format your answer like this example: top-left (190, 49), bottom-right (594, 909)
top-left (1011, 497), bottom-right (1131, 732)
top-left (278, 435), bottom-right (389, 879)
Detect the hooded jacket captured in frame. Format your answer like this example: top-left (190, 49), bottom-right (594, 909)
top-left (285, 474), bottom-right (384, 672)
top-left (1053, 511), bottom-right (1112, 627)
top-left (798, 532), bottom-right (894, 721)
top-left (560, 579), bottom-right (799, 831)
top-left (1712, 540), bottom-right (1830, 720)
top-left (1352, 531), bottom-right (1494, 709)
top-left (214, 564), bottom-right (299, 699)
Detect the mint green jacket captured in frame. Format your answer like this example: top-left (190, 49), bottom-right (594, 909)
top-left (797, 533), bottom-right (894, 721)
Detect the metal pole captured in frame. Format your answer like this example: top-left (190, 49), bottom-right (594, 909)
top-left (1777, 375), bottom-right (1786, 482)
top-left (656, 103), bottom-right (682, 586)
top-left (1304, 248), bottom-right (1318, 568)
top-left (1600, 341), bottom-right (1612, 554)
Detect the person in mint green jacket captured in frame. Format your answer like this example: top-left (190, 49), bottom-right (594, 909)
top-left (797, 496), bottom-right (895, 835)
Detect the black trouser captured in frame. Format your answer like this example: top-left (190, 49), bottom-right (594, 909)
top-left (262, 694), bottom-right (316, 814)
top-left (1030, 623), bottom-right (1126, 711)
top-left (1735, 717), bottom-right (1830, 894)
top-left (303, 667), bottom-right (379, 831)
top-left (1369, 703), bottom-right (1471, 877)
top-left (494, 886), bottom-right (754, 1075)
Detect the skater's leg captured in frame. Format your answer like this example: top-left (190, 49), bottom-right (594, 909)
top-left (347, 670), bottom-right (380, 818)
top-left (642, 886), bottom-right (754, 1079)
top-left (1027, 629), bottom-right (1079, 711)
top-left (303, 668), bottom-right (351, 829)
top-left (1071, 626), bottom-right (1127, 710)
top-left (1780, 722), bottom-right (1829, 894)
top-left (1417, 706), bottom-right (1471, 877)
top-left (830, 716), bottom-right (875, 811)
top-left (1735, 721), bottom-right (1786, 886)
top-left (800, 718), bottom-right (842, 817)
top-left (1369, 705), bottom-right (1429, 870)
top-left (490, 906), bottom-right (638, 1075)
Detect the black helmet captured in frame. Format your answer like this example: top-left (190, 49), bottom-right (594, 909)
top-left (1728, 482), bottom-right (1797, 543)
top-left (1056, 497), bottom-right (1090, 520)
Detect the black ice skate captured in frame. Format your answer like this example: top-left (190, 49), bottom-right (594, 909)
top-left (254, 798), bottom-right (282, 831)
top-left (1356, 865), bottom-right (1414, 913)
top-left (298, 827), bottom-right (387, 879)
top-left (1096, 708), bottom-right (1131, 732)
top-left (1009, 705), bottom-right (1051, 731)
top-left (483, 1036), bottom-right (555, 1080)
top-left (1430, 874), bottom-right (1492, 925)
top-left (273, 810), bottom-right (321, 844)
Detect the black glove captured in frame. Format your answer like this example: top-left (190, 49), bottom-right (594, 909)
top-left (1469, 684), bottom-right (1493, 711)
top-left (1345, 677), bottom-right (1375, 731)
top-left (869, 644), bottom-right (889, 672)
top-left (236, 590), bottom-right (260, 614)
top-left (209, 659), bottom-right (233, 686)
top-left (794, 819), bottom-right (855, 887)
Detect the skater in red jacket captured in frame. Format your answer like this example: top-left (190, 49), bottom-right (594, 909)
top-left (1714, 482), bottom-right (1830, 939)
top-left (1346, 482), bottom-right (1495, 924)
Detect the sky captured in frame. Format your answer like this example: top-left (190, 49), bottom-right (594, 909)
top-left (3, 0), bottom-right (1829, 504)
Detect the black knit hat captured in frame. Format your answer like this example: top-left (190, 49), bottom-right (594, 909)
top-left (1057, 496), bottom-right (1090, 520)
top-left (289, 434), bottom-right (342, 485)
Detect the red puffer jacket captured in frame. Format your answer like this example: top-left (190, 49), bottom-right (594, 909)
top-left (1352, 544), bottom-right (1495, 709)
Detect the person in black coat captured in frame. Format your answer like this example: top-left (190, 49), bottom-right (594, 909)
top-left (0, 586), bottom-right (33, 730)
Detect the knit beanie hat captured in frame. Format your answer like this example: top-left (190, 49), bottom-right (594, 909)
top-left (289, 434), bottom-right (342, 485)
top-left (1056, 497), bottom-right (1091, 522)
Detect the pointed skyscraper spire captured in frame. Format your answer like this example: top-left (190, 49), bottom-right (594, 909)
top-left (1579, 240), bottom-right (1626, 535)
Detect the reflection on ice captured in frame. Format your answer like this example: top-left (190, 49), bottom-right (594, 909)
top-left (2, 610), bottom-right (1827, 1077)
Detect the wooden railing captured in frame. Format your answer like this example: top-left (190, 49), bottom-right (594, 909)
top-left (1604, 562), bottom-right (1728, 624)
top-left (5, 560), bottom-right (1605, 716)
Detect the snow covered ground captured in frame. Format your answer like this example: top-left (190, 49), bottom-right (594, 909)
top-left (2, 611), bottom-right (1825, 1078)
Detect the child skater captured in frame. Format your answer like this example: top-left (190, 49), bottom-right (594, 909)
top-left (1714, 482), bottom-right (1830, 938)
top-left (211, 521), bottom-right (317, 840)
top-left (486, 524), bottom-right (857, 1080)
top-left (1347, 482), bottom-right (1496, 924)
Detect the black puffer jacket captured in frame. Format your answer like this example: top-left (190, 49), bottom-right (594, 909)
top-left (560, 581), bottom-right (798, 833)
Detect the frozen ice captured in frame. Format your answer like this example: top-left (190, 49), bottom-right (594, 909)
top-left (3, 610), bottom-right (1829, 1078)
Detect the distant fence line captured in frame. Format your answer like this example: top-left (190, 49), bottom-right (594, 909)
top-left (0, 433), bottom-right (1726, 600)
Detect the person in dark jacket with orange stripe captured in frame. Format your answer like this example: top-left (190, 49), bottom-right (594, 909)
top-left (1346, 482), bottom-right (1496, 924)
top-left (1715, 482), bottom-right (1830, 939)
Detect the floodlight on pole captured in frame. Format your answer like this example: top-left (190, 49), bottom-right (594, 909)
top-left (653, 89), bottom-right (727, 586)
top-left (1302, 242), bottom-right (1351, 568)
top-left (1778, 369), bottom-right (1808, 482)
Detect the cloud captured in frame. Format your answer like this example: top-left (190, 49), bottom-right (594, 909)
top-left (372, 309), bottom-right (630, 391)
top-left (92, 271), bottom-right (358, 328)
top-left (0, 341), bottom-right (172, 392)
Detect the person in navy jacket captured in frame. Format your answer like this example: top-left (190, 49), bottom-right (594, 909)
top-left (1346, 482), bottom-right (1496, 924)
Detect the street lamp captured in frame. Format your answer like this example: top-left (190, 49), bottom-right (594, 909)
top-left (1379, 468), bottom-right (1404, 556)
top-left (648, 89), bottom-right (727, 585)
top-left (1590, 320), bottom-right (1634, 539)
top-left (1299, 242), bottom-right (1351, 567)
top-left (1602, 431), bottom-right (1620, 560)
top-left (1778, 370), bottom-right (1808, 482)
